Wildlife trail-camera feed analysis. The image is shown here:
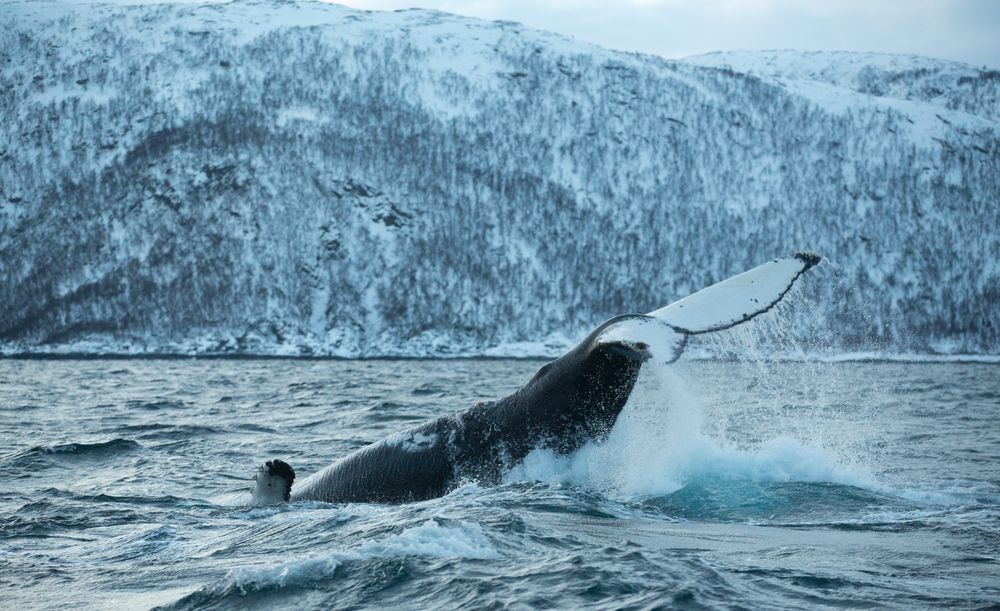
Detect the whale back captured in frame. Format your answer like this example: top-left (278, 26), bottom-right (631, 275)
top-left (450, 316), bottom-right (652, 483)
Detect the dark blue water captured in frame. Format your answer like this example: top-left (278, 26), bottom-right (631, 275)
top-left (1, 358), bottom-right (998, 609)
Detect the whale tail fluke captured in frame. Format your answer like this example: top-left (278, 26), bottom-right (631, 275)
top-left (597, 252), bottom-right (821, 363)
top-left (251, 459), bottom-right (296, 505)
top-left (648, 251), bottom-right (821, 335)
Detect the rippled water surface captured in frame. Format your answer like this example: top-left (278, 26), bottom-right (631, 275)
top-left (1, 358), bottom-right (998, 609)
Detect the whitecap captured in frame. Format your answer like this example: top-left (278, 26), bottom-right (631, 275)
top-left (198, 519), bottom-right (497, 596)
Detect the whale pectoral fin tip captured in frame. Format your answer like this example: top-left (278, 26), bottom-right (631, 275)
top-left (252, 458), bottom-right (296, 504)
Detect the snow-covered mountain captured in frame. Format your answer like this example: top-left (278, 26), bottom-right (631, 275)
top-left (1, 1), bottom-right (997, 357)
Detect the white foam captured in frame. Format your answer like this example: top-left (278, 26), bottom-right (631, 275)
top-left (504, 364), bottom-right (875, 497)
top-left (204, 519), bottom-right (496, 595)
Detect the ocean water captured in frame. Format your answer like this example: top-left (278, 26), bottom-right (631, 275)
top-left (0, 357), bottom-right (998, 609)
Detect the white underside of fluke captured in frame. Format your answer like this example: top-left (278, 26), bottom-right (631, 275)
top-left (648, 254), bottom-right (819, 333)
top-left (597, 253), bottom-right (820, 363)
top-left (593, 317), bottom-right (687, 363)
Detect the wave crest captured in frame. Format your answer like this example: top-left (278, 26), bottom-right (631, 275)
top-left (172, 519), bottom-right (496, 606)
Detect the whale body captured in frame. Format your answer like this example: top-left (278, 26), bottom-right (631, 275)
top-left (251, 253), bottom-right (821, 505)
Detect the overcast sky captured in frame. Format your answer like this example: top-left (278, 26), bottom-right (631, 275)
top-left (336, 0), bottom-right (1000, 68)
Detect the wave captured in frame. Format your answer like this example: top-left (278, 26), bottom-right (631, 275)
top-left (123, 399), bottom-right (191, 411)
top-left (167, 519), bottom-right (496, 608)
top-left (114, 423), bottom-right (221, 440)
top-left (0, 438), bottom-right (141, 468)
top-left (642, 480), bottom-right (909, 523)
top-left (34, 438), bottom-right (141, 456)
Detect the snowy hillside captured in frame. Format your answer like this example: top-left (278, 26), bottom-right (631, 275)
top-left (687, 50), bottom-right (1000, 122)
top-left (1, 2), bottom-right (997, 357)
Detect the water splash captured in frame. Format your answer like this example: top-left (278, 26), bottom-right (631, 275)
top-left (506, 275), bottom-right (886, 500)
top-left (505, 363), bottom-right (876, 499)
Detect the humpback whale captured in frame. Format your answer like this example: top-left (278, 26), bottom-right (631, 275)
top-left (250, 253), bottom-right (821, 506)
